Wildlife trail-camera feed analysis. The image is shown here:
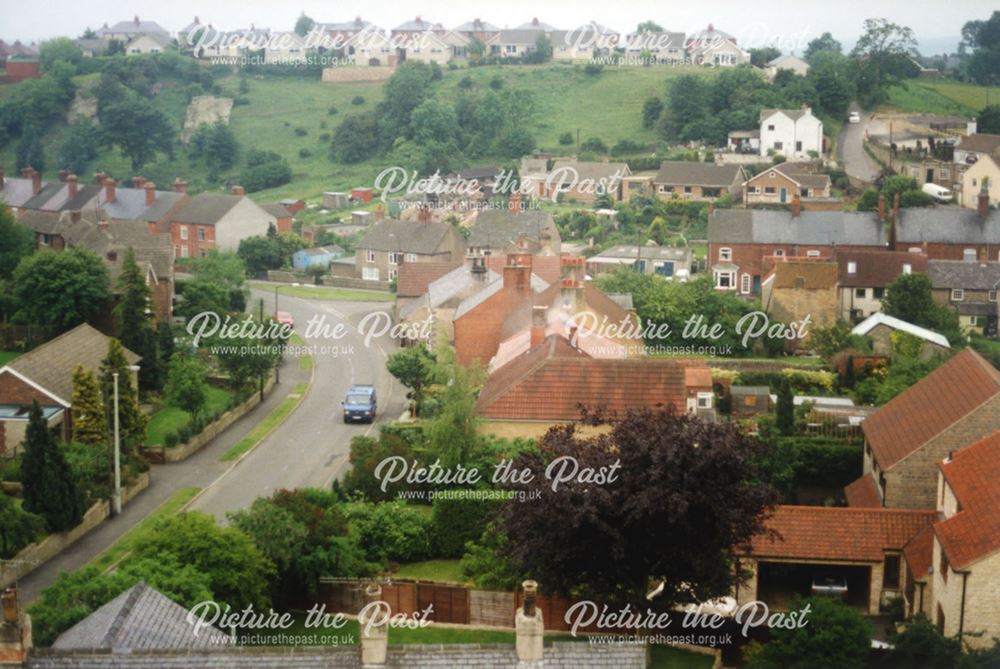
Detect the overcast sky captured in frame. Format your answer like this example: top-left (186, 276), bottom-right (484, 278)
top-left (1, 0), bottom-right (991, 54)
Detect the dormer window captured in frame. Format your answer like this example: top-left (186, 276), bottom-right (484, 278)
top-left (847, 261), bottom-right (857, 274)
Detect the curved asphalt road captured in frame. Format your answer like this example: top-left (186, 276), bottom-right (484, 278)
top-left (190, 288), bottom-right (403, 521)
top-left (837, 103), bottom-right (881, 184)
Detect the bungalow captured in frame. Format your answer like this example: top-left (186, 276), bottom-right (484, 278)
top-left (516, 18), bottom-right (557, 31)
top-left (845, 348), bottom-right (1000, 511)
top-left (466, 209), bottom-right (560, 256)
top-left (399, 30), bottom-right (452, 64)
top-left (653, 162), bottom-right (746, 201)
top-left (764, 54), bottom-right (809, 79)
top-left (850, 313), bottom-right (951, 360)
top-left (902, 431), bottom-right (1000, 646)
top-left (493, 29), bottom-right (550, 58)
top-left (759, 106), bottom-right (824, 159)
top-left (125, 32), bottom-right (171, 55)
top-left (744, 162), bottom-right (831, 205)
top-left (264, 31), bottom-right (309, 64)
top-left (0, 324), bottom-right (140, 455)
top-left (97, 16), bottom-right (171, 42)
top-left (540, 159), bottom-right (630, 203)
top-left (686, 24), bottom-right (749, 66)
top-left (622, 31), bottom-right (686, 63)
top-left (355, 217), bottom-right (466, 283)
top-left (585, 244), bottom-right (692, 280)
top-left (927, 259), bottom-right (1000, 336)
top-left (454, 19), bottom-right (500, 42)
top-left (953, 133), bottom-right (1000, 166)
top-left (835, 249), bottom-right (928, 322)
top-left (708, 209), bottom-right (887, 295)
top-left (169, 187), bottom-right (276, 257)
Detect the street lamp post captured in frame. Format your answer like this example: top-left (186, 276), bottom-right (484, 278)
top-left (112, 364), bottom-right (141, 516)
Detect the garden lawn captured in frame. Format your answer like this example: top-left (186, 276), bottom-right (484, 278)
top-left (394, 559), bottom-right (466, 584)
top-left (145, 386), bottom-right (233, 447)
top-left (0, 351), bottom-right (21, 365)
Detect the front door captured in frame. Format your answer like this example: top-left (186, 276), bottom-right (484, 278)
top-left (780, 187), bottom-right (787, 203)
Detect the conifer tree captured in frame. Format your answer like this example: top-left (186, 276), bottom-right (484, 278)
top-left (71, 365), bottom-right (107, 447)
top-left (21, 401), bottom-right (84, 532)
top-left (99, 339), bottom-right (147, 452)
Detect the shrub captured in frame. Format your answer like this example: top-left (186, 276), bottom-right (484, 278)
top-left (432, 496), bottom-right (503, 558)
top-left (164, 432), bottom-right (179, 448)
top-left (327, 106), bottom-right (339, 115)
top-left (293, 127), bottom-right (307, 137)
top-left (343, 500), bottom-right (434, 563)
top-left (233, 96), bottom-right (250, 106)
top-left (583, 63), bottom-right (603, 75)
top-left (319, 132), bottom-right (330, 142)
top-left (580, 137), bottom-right (608, 153)
top-left (177, 424), bottom-right (193, 443)
top-left (351, 96), bottom-right (365, 105)
top-left (298, 148), bottom-right (312, 158)
top-left (558, 132), bottom-right (574, 145)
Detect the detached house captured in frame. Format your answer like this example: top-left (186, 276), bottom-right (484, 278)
top-left (764, 54), bottom-right (809, 79)
top-left (622, 31), bottom-right (685, 63)
top-left (355, 217), bottom-right (466, 283)
top-left (653, 162), bottom-right (746, 201)
top-left (97, 16), bottom-right (171, 42)
top-left (0, 324), bottom-right (139, 455)
top-left (759, 106), bottom-right (824, 159)
top-left (744, 162), bottom-right (831, 205)
top-left (686, 24), bottom-right (748, 66)
top-left (845, 348), bottom-right (1000, 511)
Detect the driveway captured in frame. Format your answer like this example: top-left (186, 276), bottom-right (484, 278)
top-left (15, 287), bottom-right (400, 601)
top-left (837, 103), bottom-right (881, 185)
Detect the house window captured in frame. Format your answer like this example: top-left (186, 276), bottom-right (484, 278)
top-left (847, 261), bottom-right (857, 275)
top-left (388, 252), bottom-right (402, 265)
top-left (741, 273), bottom-right (751, 293)
top-left (856, 288), bottom-right (867, 298)
top-left (405, 253), bottom-right (417, 262)
top-left (715, 271), bottom-right (735, 289)
top-left (773, 141), bottom-right (783, 150)
top-left (767, 124), bottom-right (775, 131)
top-left (769, 171), bottom-right (776, 178)
top-left (951, 289), bottom-right (964, 301)
top-left (388, 268), bottom-right (398, 280)
top-left (197, 227), bottom-right (205, 241)
top-left (902, 263), bottom-right (912, 274)
top-left (696, 392), bottom-right (713, 409)
top-left (362, 266), bottom-right (380, 281)
top-left (909, 247), bottom-right (922, 253)
top-left (764, 187), bottom-right (776, 194)
top-left (795, 141), bottom-right (803, 152)
top-left (874, 287), bottom-right (885, 299)
top-left (806, 250), bottom-right (820, 257)
top-left (963, 248), bottom-right (976, 261)
top-left (883, 554), bottom-right (901, 589)
top-left (365, 250), bottom-right (376, 263)
top-left (773, 249), bottom-right (785, 257)
top-left (180, 246), bottom-right (189, 258)
top-left (749, 186), bottom-right (760, 194)
top-left (800, 188), bottom-right (809, 197)
top-left (683, 186), bottom-right (692, 194)
top-left (40, 233), bottom-right (50, 246)
top-left (180, 226), bottom-right (189, 240)
top-left (990, 290), bottom-right (997, 302)
top-left (719, 247), bottom-right (732, 261)
top-left (199, 248), bottom-right (206, 258)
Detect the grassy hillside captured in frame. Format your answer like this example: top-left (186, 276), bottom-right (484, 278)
top-left (0, 63), bottom-right (711, 204)
top-left (886, 80), bottom-right (998, 116)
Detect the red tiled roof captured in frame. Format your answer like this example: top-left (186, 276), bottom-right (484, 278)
top-left (684, 366), bottom-right (713, 389)
top-left (395, 261), bottom-right (456, 298)
top-left (749, 506), bottom-right (937, 563)
top-left (844, 475), bottom-right (882, 508)
top-left (935, 431), bottom-right (1000, 569)
top-left (485, 254), bottom-right (562, 285)
top-left (476, 342), bottom-right (698, 421)
top-left (862, 348), bottom-right (1000, 470)
top-left (769, 260), bottom-right (838, 289)
top-left (835, 249), bottom-right (929, 288)
top-left (903, 524), bottom-right (935, 582)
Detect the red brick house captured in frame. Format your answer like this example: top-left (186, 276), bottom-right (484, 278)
top-left (168, 187), bottom-right (276, 258)
top-left (835, 248), bottom-right (928, 322)
top-left (708, 209), bottom-right (888, 296)
top-left (0, 325), bottom-right (139, 455)
top-left (894, 198), bottom-right (1000, 261)
top-left (845, 348), bottom-right (1000, 511)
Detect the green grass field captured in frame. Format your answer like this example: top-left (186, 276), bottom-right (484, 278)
top-left (0, 351), bottom-right (21, 365)
top-left (394, 559), bottom-right (466, 584)
top-left (145, 386), bottom-right (233, 446)
top-left (886, 80), bottom-right (998, 116)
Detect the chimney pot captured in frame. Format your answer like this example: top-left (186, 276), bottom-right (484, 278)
top-left (790, 194), bottom-right (801, 217)
top-left (133, 175), bottom-right (145, 189)
top-left (94, 171), bottom-right (107, 185)
top-left (58, 169), bottom-right (68, 182)
top-left (172, 178), bottom-right (188, 194)
top-left (516, 580), bottom-right (544, 663)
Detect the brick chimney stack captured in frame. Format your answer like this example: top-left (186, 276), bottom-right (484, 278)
top-left (172, 178), bottom-right (188, 194)
top-left (104, 178), bottom-right (117, 203)
top-left (1, 586), bottom-right (32, 664)
top-left (978, 190), bottom-right (990, 219)
top-left (144, 181), bottom-right (156, 207)
top-left (503, 253), bottom-right (533, 295)
top-left (29, 168), bottom-right (41, 195)
top-left (94, 171), bottom-right (107, 185)
top-left (231, 184), bottom-right (245, 196)
top-left (67, 173), bottom-right (78, 198)
top-left (133, 175), bottom-right (146, 189)
top-left (530, 305), bottom-right (547, 348)
top-left (57, 169), bottom-right (68, 182)
top-left (790, 194), bottom-right (801, 217)
top-left (418, 206), bottom-right (431, 224)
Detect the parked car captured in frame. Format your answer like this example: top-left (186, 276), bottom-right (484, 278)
top-left (921, 182), bottom-right (953, 203)
top-left (811, 574), bottom-right (848, 599)
top-left (276, 310), bottom-right (294, 327)
top-left (848, 111), bottom-right (861, 124)
top-left (342, 385), bottom-right (377, 423)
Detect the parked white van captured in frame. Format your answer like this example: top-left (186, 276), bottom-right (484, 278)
top-left (922, 183), bottom-right (953, 203)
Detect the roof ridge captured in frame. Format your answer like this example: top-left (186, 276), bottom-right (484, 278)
top-left (7, 323), bottom-right (101, 372)
top-left (776, 504), bottom-right (937, 516)
top-left (100, 582), bottom-right (147, 649)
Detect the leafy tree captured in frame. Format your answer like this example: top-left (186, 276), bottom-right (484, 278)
top-left (342, 499), bottom-right (434, 563)
top-left (750, 47), bottom-right (782, 67)
top-left (386, 345), bottom-right (435, 415)
top-left (12, 248), bottom-right (111, 331)
top-left (424, 348), bottom-right (483, 466)
top-left (188, 121), bottom-right (239, 171)
top-left (529, 34), bottom-right (553, 63)
top-left (978, 105), bottom-right (1000, 134)
top-left (648, 217), bottom-right (668, 245)
top-left (851, 18), bottom-right (919, 106)
top-left (0, 491), bottom-right (44, 558)
top-left (498, 408), bottom-right (779, 607)
top-left (39, 37), bottom-right (83, 71)
top-left (175, 280), bottom-right (230, 321)
top-left (642, 96), bottom-right (663, 129)
top-left (211, 316), bottom-right (281, 395)
top-left (0, 203), bottom-right (35, 280)
top-left (294, 12), bottom-right (315, 37)
top-left (100, 95), bottom-right (175, 170)
top-left (882, 272), bottom-right (962, 343)
top-left (744, 597), bottom-right (871, 669)
top-left (57, 120), bottom-right (100, 175)
top-left (16, 125), bottom-right (45, 172)
top-left (804, 32), bottom-right (843, 62)
top-left (21, 401), bottom-right (84, 532)
top-left (132, 512), bottom-right (274, 609)
top-left (461, 524), bottom-right (525, 590)
top-left (432, 495), bottom-right (502, 558)
top-left (71, 366), bottom-right (108, 447)
top-left (636, 20), bottom-right (664, 33)
top-left (238, 157), bottom-right (292, 192)
top-left (776, 378), bottom-right (795, 435)
top-left (99, 338), bottom-right (146, 451)
top-left (114, 248), bottom-right (152, 355)
top-left (187, 250), bottom-right (247, 310)
top-left (580, 136), bottom-right (608, 153)
top-left (807, 50), bottom-right (857, 116)
top-left (378, 62), bottom-right (435, 143)
top-left (961, 11), bottom-right (1000, 85)
top-left (157, 320), bottom-right (176, 365)
top-left (467, 37), bottom-right (486, 62)
top-left (883, 616), bottom-right (961, 669)
top-left (331, 113), bottom-right (381, 163)
top-left (164, 355), bottom-right (209, 421)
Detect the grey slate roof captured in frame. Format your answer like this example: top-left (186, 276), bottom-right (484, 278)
top-left (358, 219), bottom-right (454, 254)
top-left (455, 19), bottom-right (500, 32)
top-left (708, 209), bottom-right (888, 246)
top-left (53, 582), bottom-right (228, 651)
top-left (654, 161), bottom-right (742, 187)
top-left (927, 260), bottom-right (1000, 290)
top-left (261, 202), bottom-right (292, 218)
top-left (393, 18), bottom-right (441, 32)
top-left (550, 160), bottom-right (630, 184)
top-left (171, 193), bottom-right (242, 225)
top-left (0, 176), bottom-right (38, 208)
top-left (22, 181), bottom-right (65, 211)
top-left (760, 108), bottom-right (811, 122)
top-left (468, 210), bottom-right (555, 248)
top-left (139, 191), bottom-right (187, 222)
top-left (516, 18), bottom-right (557, 30)
top-left (498, 29), bottom-right (551, 45)
top-left (956, 133), bottom-right (1000, 154)
top-left (591, 245), bottom-right (691, 261)
top-left (98, 19), bottom-right (170, 37)
top-left (896, 208), bottom-right (1000, 245)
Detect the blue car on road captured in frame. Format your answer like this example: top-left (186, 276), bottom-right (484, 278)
top-left (342, 385), bottom-right (377, 423)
